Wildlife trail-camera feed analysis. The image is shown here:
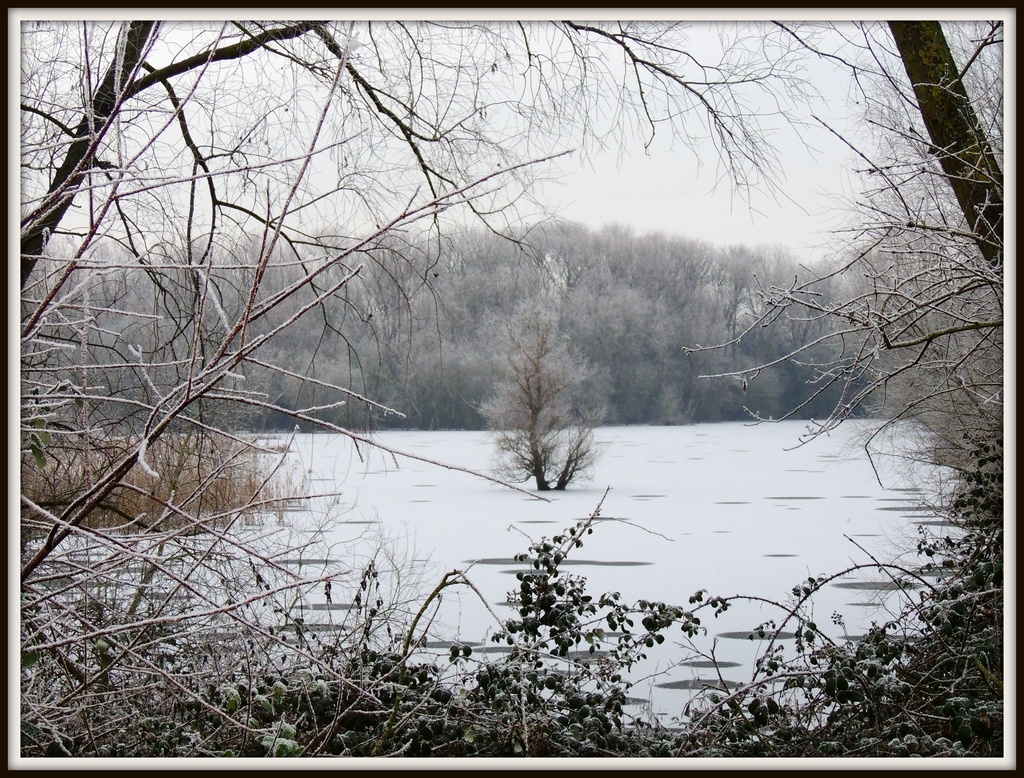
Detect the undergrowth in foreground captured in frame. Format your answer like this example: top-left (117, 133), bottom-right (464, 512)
top-left (20, 440), bottom-right (1002, 759)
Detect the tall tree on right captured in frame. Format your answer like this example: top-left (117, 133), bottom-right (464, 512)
top-left (679, 21), bottom-right (1005, 758)
top-left (689, 19), bottom-right (1004, 468)
top-left (888, 21), bottom-right (1003, 268)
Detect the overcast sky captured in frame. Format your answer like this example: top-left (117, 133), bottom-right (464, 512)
top-left (12, 10), bottom-right (1007, 269)
top-left (494, 11), bottom-right (1004, 267)
top-left (536, 107), bottom-right (864, 265)
top-left (524, 17), bottom-right (873, 266)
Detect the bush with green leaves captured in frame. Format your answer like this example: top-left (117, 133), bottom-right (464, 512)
top-left (672, 438), bottom-right (1004, 758)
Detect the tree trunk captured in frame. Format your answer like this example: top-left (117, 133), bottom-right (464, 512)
top-left (888, 21), bottom-right (1003, 268)
top-left (532, 456), bottom-right (551, 491)
top-left (20, 20), bottom-right (320, 289)
top-left (21, 21), bottom-right (157, 288)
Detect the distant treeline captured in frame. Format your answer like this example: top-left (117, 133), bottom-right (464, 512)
top-left (77, 222), bottom-right (856, 434)
top-left (248, 221), bottom-right (854, 431)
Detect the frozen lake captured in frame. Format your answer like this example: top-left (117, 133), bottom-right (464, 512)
top-left (268, 420), bottom-right (944, 725)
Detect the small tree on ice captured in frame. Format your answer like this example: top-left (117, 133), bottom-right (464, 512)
top-left (481, 303), bottom-right (605, 491)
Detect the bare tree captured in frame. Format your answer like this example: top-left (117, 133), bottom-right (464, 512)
top-left (887, 21), bottom-right (1003, 268)
top-left (481, 302), bottom-right (606, 491)
top-left (687, 20), bottom-right (1003, 469)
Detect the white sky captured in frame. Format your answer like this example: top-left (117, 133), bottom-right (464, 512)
top-left (10, 10), bottom-right (1011, 268)
top-left (535, 106), bottom-right (864, 265)
top-left (522, 12), bottom-right (1006, 265)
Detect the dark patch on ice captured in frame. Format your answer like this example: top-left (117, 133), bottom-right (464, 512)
top-left (302, 602), bottom-right (354, 611)
top-left (282, 622), bottom-right (349, 633)
top-left (717, 630), bottom-right (797, 641)
top-left (557, 559), bottom-right (652, 567)
top-left (832, 580), bottom-right (919, 591)
top-left (567, 649), bottom-right (610, 660)
top-left (496, 560), bottom-right (653, 573)
top-left (474, 645), bottom-right (517, 655)
top-left (422, 640), bottom-right (483, 649)
top-left (656, 679), bottom-right (736, 691)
